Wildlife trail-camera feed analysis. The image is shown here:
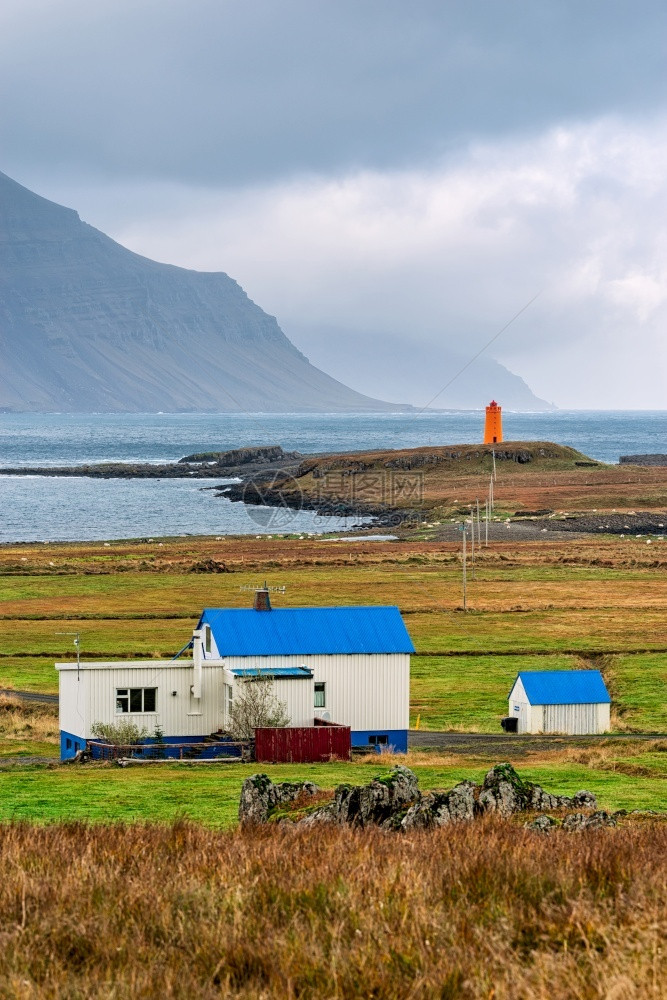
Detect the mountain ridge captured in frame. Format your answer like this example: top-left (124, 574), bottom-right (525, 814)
top-left (0, 170), bottom-right (408, 413)
top-left (0, 170), bottom-right (550, 413)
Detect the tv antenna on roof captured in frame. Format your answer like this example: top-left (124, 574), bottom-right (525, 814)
top-left (239, 582), bottom-right (287, 594)
top-left (56, 631), bottom-right (81, 680)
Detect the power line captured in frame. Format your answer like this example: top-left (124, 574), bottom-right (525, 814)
top-left (414, 291), bottom-right (542, 415)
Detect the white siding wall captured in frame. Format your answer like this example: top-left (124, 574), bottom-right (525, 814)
top-left (57, 667), bottom-right (89, 738)
top-left (59, 649), bottom-right (410, 740)
top-left (508, 678), bottom-right (531, 734)
top-left (57, 660), bottom-right (226, 739)
top-left (541, 702), bottom-right (610, 735)
top-left (599, 703), bottom-right (611, 732)
top-left (271, 677), bottom-right (313, 727)
top-left (224, 653), bottom-right (409, 731)
top-left (529, 704), bottom-right (544, 733)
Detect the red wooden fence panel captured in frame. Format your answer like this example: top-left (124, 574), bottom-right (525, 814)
top-left (255, 722), bottom-right (351, 763)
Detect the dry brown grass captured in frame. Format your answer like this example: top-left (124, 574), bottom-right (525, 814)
top-left (351, 749), bottom-right (463, 768)
top-left (518, 739), bottom-right (667, 774)
top-left (0, 696), bottom-right (58, 745)
top-left (0, 819), bottom-right (665, 999)
top-left (3, 534), bottom-right (667, 588)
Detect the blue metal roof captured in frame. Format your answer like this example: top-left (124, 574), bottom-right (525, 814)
top-left (511, 670), bottom-right (611, 705)
top-left (198, 606), bottom-right (415, 656)
top-left (231, 666), bottom-right (313, 679)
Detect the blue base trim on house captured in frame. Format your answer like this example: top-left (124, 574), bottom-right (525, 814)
top-left (61, 729), bottom-right (408, 760)
top-left (60, 730), bottom-right (86, 760)
top-left (85, 734), bottom-right (245, 762)
top-left (350, 729), bottom-right (408, 753)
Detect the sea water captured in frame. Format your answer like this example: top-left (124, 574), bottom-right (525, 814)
top-left (0, 411), bottom-right (665, 542)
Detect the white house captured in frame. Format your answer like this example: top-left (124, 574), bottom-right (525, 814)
top-left (57, 587), bottom-right (415, 759)
top-left (507, 670), bottom-right (611, 735)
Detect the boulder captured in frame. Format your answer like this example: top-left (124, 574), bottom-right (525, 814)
top-left (525, 814), bottom-right (558, 833)
top-left (572, 790), bottom-right (598, 809)
top-left (328, 764), bottom-right (421, 828)
top-left (237, 764), bottom-right (600, 831)
top-left (444, 780), bottom-right (478, 822)
top-left (562, 811), bottom-right (617, 831)
top-left (401, 781), bottom-right (478, 830)
top-left (238, 773), bottom-right (320, 825)
top-left (478, 763), bottom-right (532, 816)
top-left (528, 786), bottom-right (597, 811)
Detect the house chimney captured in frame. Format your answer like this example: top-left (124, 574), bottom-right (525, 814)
top-left (253, 584), bottom-right (272, 611)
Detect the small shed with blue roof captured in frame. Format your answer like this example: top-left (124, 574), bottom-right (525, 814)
top-left (507, 670), bottom-right (611, 734)
top-left (57, 585), bottom-right (415, 758)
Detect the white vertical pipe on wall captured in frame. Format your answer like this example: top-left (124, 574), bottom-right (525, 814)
top-left (192, 630), bottom-right (203, 700)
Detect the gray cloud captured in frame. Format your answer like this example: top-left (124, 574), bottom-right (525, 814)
top-left (102, 117), bottom-right (666, 408)
top-left (1, 1), bottom-right (665, 408)
top-left (1, 0), bottom-right (665, 186)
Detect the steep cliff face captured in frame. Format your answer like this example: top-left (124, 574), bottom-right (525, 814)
top-left (0, 171), bottom-right (403, 412)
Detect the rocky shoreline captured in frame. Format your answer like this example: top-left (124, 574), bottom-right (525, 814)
top-left (525, 512), bottom-right (667, 535)
top-left (0, 445), bottom-right (306, 481)
top-left (3, 443), bottom-right (666, 537)
top-left (218, 477), bottom-right (422, 528)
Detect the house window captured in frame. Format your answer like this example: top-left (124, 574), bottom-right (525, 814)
top-left (66, 738), bottom-right (72, 750)
top-left (225, 684), bottom-right (233, 719)
top-left (116, 687), bottom-right (157, 714)
top-left (204, 624), bottom-right (212, 655)
top-left (314, 682), bottom-right (326, 709)
top-left (368, 734), bottom-right (389, 746)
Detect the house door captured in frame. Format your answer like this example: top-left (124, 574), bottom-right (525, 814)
top-left (223, 683), bottom-right (233, 729)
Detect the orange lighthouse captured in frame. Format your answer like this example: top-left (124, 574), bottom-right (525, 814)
top-left (484, 400), bottom-right (503, 444)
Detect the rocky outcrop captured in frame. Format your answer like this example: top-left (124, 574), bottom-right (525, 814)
top-left (238, 773), bottom-right (321, 825)
top-left (525, 814), bottom-right (559, 833)
top-left (401, 781), bottom-right (478, 830)
top-left (221, 483), bottom-right (421, 528)
top-left (525, 809), bottom-right (618, 833)
top-left (561, 811), bottom-right (617, 831)
top-left (178, 445), bottom-right (300, 467)
top-left (238, 763), bottom-right (599, 830)
top-left (620, 455), bottom-right (667, 466)
top-left (477, 763), bottom-right (597, 817)
top-left (0, 445), bottom-right (305, 481)
top-left (330, 765), bottom-right (420, 828)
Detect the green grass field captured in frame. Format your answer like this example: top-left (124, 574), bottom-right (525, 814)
top-left (0, 537), bottom-right (665, 737)
top-left (1, 749), bottom-right (665, 825)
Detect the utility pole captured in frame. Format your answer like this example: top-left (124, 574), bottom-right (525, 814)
top-left (476, 498), bottom-right (481, 545)
top-left (485, 499), bottom-right (489, 547)
top-left (460, 522), bottom-right (467, 611)
top-left (492, 449), bottom-right (497, 481)
top-left (470, 510), bottom-right (475, 580)
top-left (489, 475), bottom-right (494, 512)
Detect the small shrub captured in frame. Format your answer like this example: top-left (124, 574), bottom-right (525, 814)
top-left (90, 720), bottom-right (148, 745)
top-left (228, 674), bottom-right (290, 740)
top-left (149, 725), bottom-right (167, 759)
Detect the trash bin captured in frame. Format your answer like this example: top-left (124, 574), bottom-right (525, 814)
top-left (500, 716), bottom-right (518, 733)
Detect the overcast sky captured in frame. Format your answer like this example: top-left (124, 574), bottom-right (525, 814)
top-left (2, 0), bottom-right (666, 408)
